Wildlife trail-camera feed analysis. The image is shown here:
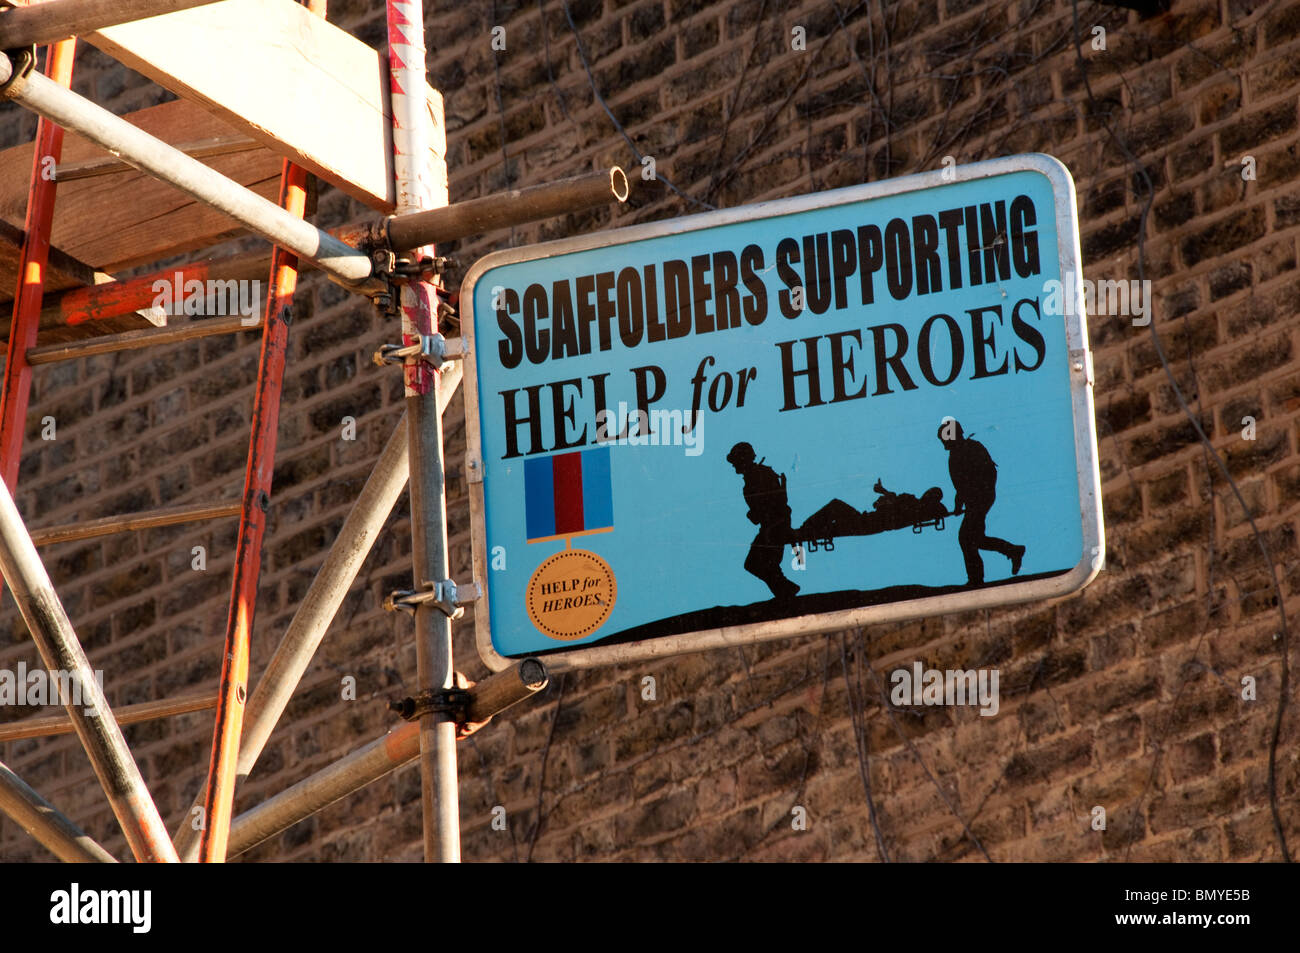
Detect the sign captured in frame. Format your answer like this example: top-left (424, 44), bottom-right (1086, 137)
top-left (462, 154), bottom-right (1103, 671)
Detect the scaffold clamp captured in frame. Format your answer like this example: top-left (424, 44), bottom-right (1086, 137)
top-left (372, 332), bottom-right (464, 368)
top-left (388, 688), bottom-right (471, 723)
top-left (384, 579), bottom-right (481, 619)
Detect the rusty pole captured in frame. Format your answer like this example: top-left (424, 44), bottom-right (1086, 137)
top-left (0, 759), bottom-right (117, 863)
top-left (385, 168), bottom-right (629, 250)
top-left (0, 689), bottom-right (217, 743)
top-left (197, 0), bottom-right (328, 865)
top-left (0, 41), bottom-right (75, 491)
top-left (39, 164), bottom-right (628, 334)
top-left (197, 163), bottom-right (309, 863)
top-left (0, 480), bottom-right (177, 861)
top-left (226, 660), bottom-right (548, 857)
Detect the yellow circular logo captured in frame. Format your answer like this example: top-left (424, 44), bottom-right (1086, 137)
top-left (525, 548), bottom-right (617, 641)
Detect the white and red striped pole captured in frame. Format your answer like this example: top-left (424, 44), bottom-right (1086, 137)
top-left (386, 0), bottom-right (460, 862)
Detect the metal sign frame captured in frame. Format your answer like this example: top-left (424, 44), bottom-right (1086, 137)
top-left (461, 153), bottom-right (1103, 672)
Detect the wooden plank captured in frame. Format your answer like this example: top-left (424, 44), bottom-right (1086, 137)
top-left (55, 133), bottom-right (259, 181)
top-left (0, 97), bottom-right (284, 275)
top-left (0, 219), bottom-right (87, 298)
top-left (0, 223), bottom-right (165, 343)
top-left (0, 0), bottom-right (222, 48)
top-left (85, 0), bottom-right (396, 211)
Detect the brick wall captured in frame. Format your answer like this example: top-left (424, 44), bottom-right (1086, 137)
top-left (0, 0), bottom-right (1296, 862)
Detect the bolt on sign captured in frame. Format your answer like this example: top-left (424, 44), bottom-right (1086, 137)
top-left (462, 154), bottom-right (1103, 671)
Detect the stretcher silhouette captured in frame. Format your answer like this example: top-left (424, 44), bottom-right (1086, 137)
top-left (791, 480), bottom-right (950, 552)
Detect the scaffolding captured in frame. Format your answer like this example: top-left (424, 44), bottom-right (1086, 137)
top-left (0, 0), bottom-right (629, 862)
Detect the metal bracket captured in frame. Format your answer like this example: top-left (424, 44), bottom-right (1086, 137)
top-left (370, 250), bottom-right (454, 284)
top-left (395, 255), bottom-right (454, 281)
top-left (0, 48), bottom-right (36, 98)
top-left (383, 579), bottom-right (482, 619)
top-left (388, 688), bottom-right (471, 723)
top-left (372, 333), bottom-right (465, 368)
top-left (370, 286), bottom-right (398, 318)
top-left (391, 256), bottom-right (430, 279)
top-left (367, 251), bottom-right (453, 316)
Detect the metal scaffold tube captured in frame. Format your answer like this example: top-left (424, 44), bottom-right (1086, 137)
top-left (226, 660), bottom-right (548, 858)
top-left (385, 168), bottom-right (630, 251)
top-left (29, 500), bottom-right (241, 546)
top-left (232, 408), bottom-right (411, 779)
top-left (386, 0), bottom-right (462, 864)
top-left (229, 721), bottom-right (421, 858)
top-left (237, 367), bottom-right (461, 781)
top-left (27, 319), bottom-right (259, 364)
top-left (0, 690), bottom-right (216, 743)
top-left (0, 760), bottom-right (117, 863)
top-left (173, 365), bottom-right (460, 861)
top-left (0, 52), bottom-right (378, 293)
top-left (0, 482), bottom-right (177, 862)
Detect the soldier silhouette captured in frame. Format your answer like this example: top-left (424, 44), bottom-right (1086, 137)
top-left (727, 442), bottom-right (799, 601)
top-left (936, 419), bottom-right (1026, 586)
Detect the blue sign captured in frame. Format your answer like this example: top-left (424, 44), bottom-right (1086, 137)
top-left (462, 154), bottom-right (1103, 671)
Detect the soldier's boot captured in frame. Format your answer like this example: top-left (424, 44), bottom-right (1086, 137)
top-left (763, 572), bottom-right (799, 602)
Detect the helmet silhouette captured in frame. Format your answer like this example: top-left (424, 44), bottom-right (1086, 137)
top-left (726, 442), bottom-right (756, 466)
top-left (936, 419), bottom-right (964, 444)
